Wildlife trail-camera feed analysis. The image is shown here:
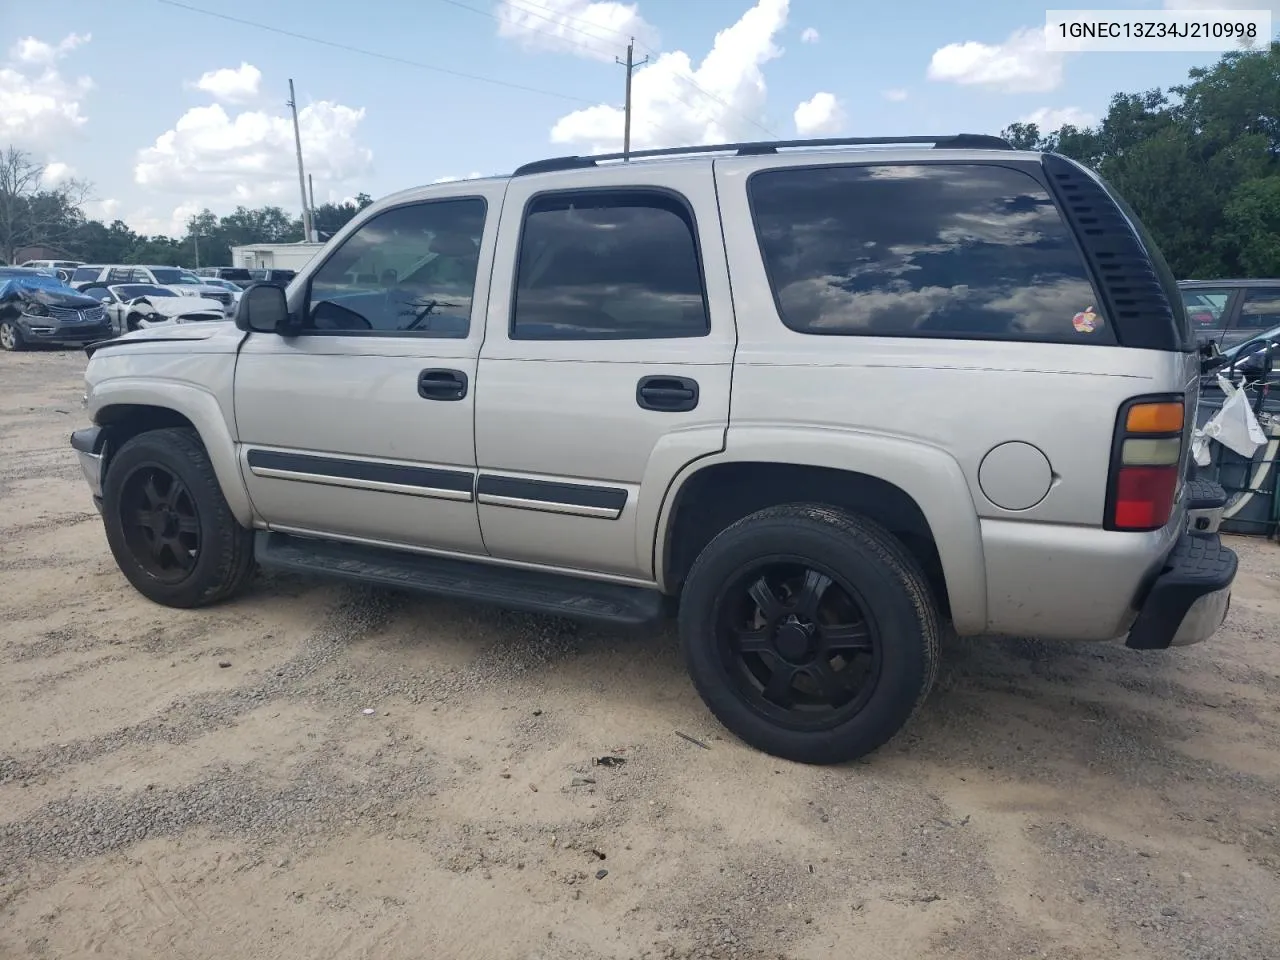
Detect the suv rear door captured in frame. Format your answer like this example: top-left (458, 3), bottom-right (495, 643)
top-left (473, 163), bottom-right (736, 579)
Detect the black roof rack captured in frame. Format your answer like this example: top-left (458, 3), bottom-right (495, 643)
top-left (512, 134), bottom-right (1012, 177)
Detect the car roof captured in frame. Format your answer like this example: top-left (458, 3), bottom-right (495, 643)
top-left (371, 135), bottom-right (1034, 209)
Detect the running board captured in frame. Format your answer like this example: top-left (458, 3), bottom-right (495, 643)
top-left (255, 532), bottom-right (665, 626)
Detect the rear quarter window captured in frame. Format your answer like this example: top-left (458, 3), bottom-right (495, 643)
top-left (748, 163), bottom-right (1115, 345)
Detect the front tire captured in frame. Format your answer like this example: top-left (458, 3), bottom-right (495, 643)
top-left (0, 319), bottom-right (24, 352)
top-left (678, 504), bottom-right (940, 765)
top-left (102, 427), bottom-right (255, 608)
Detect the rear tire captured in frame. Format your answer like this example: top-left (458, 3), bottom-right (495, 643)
top-left (678, 504), bottom-right (940, 764)
top-left (0, 319), bottom-right (24, 352)
top-left (102, 427), bottom-right (255, 608)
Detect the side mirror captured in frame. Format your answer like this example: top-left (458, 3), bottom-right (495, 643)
top-left (100, 297), bottom-right (111, 304)
top-left (236, 282), bottom-right (289, 334)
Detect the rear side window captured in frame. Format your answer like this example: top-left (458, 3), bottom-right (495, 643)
top-left (512, 189), bottom-right (709, 340)
top-left (1240, 289), bottom-right (1280, 331)
top-left (1181, 289), bottom-right (1232, 331)
top-left (749, 163), bottom-right (1114, 344)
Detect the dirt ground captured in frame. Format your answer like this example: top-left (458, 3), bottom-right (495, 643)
top-left (1, 348), bottom-right (1278, 960)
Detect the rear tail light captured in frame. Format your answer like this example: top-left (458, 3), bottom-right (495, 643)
top-left (1107, 396), bottom-right (1185, 531)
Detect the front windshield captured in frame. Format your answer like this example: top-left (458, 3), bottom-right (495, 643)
top-left (150, 268), bottom-right (196, 284)
top-left (115, 284), bottom-right (178, 299)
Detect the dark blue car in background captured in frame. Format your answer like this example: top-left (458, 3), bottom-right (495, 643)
top-left (0, 268), bottom-right (115, 352)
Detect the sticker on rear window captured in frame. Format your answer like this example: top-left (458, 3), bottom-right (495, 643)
top-left (1072, 306), bottom-right (1100, 334)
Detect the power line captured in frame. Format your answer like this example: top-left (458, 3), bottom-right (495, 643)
top-left (503, 0), bottom-right (635, 46)
top-left (155, 0), bottom-right (598, 105)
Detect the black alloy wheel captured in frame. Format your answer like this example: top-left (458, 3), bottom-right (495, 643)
top-left (716, 560), bottom-right (881, 730)
top-left (118, 463), bottom-right (202, 584)
top-left (679, 504), bottom-right (940, 764)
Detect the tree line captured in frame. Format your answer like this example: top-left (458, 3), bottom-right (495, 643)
top-left (0, 144), bottom-right (372, 268)
top-left (2, 41), bottom-right (1277, 277)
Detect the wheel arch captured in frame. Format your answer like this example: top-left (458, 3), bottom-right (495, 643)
top-left (652, 428), bottom-right (988, 634)
top-left (92, 383), bottom-right (254, 527)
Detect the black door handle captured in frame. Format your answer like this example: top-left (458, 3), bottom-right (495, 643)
top-left (418, 368), bottom-right (468, 401)
top-left (637, 375), bottom-right (699, 412)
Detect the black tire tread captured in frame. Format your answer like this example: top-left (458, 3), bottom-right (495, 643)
top-left (103, 427), bottom-right (254, 608)
top-left (678, 502), bottom-right (941, 763)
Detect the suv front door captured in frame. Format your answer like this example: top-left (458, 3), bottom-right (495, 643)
top-left (474, 166), bottom-right (736, 579)
top-left (234, 183), bottom-right (505, 554)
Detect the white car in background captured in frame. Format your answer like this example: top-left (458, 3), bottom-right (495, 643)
top-left (76, 266), bottom-right (237, 316)
top-left (81, 283), bottom-right (227, 334)
top-left (196, 277), bottom-right (245, 311)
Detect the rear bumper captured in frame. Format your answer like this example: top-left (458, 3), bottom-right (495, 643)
top-left (1125, 532), bottom-right (1237, 649)
top-left (70, 426), bottom-right (106, 506)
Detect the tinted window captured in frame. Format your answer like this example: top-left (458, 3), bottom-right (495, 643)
top-left (1240, 289), bottom-right (1280, 331)
top-left (71, 267), bottom-right (100, 282)
top-left (512, 190), bottom-right (708, 340)
top-left (306, 198), bottom-right (486, 337)
top-left (749, 163), bottom-right (1113, 344)
top-left (107, 268), bottom-right (133, 283)
top-left (1181, 289), bottom-right (1232, 330)
top-left (83, 286), bottom-right (111, 300)
top-left (116, 284), bottom-right (177, 299)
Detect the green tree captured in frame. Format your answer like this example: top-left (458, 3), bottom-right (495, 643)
top-left (0, 146), bottom-right (90, 264)
top-left (1002, 41), bottom-right (1280, 279)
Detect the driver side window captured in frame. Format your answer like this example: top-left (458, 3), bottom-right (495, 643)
top-left (305, 197), bottom-right (487, 338)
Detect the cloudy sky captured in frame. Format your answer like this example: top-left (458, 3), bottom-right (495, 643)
top-left (0, 0), bottom-right (1267, 236)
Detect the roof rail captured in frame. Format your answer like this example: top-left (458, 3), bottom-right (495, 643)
top-left (511, 134), bottom-right (1012, 177)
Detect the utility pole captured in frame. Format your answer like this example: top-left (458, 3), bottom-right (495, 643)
top-left (308, 174), bottom-right (316, 222)
top-left (615, 38), bottom-right (649, 161)
top-left (287, 79), bottom-right (314, 242)
top-left (193, 231), bottom-right (200, 269)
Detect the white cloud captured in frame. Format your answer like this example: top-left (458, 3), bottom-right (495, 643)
top-left (927, 26), bottom-right (1064, 94)
top-left (193, 62), bottom-right (262, 104)
top-left (133, 99), bottom-right (373, 228)
top-left (794, 92), bottom-right (845, 137)
top-left (0, 33), bottom-right (93, 149)
top-left (126, 202), bottom-right (204, 238)
top-left (496, 0), bottom-right (659, 62)
top-left (548, 0), bottom-right (788, 154)
top-left (41, 161), bottom-right (74, 186)
top-left (12, 33), bottom-right (89, 66)
top-left (86, 198), bottom-right (121, 222)
top-left (431, 172), bottom-right (484, 183)
top-left (800, 27), bottom-right (820, 43)
top-left (882, 88), bottom-right (908, 102)
top-left (1020, 106), bottom-right (1096, 132)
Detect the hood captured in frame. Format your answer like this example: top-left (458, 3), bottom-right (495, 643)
top-left (134, 296), bottom-right (225, 317)
top-left (85, 319), bottom-right (240, 357)
top-left (4, 284), bottom-right (101, 308)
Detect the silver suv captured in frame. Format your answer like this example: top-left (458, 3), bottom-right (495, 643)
top-left (69, 135), bottom-right (1236, 764)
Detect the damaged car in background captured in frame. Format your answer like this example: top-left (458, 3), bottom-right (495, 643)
top-left (0, 268), bottom-right (115, 352)
top-left (81, 283), bottom-right (227, 334)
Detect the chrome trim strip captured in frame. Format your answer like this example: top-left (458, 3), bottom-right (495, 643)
top-left (248, 466), bottom-right (474, 501)
top-left (476, 492), bottom-right (622, 520)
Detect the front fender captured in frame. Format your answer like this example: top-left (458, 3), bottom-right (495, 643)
top-left (90, 378), bottom-right (254, 527)
top-left (653, 425), bottom-right (988, 635)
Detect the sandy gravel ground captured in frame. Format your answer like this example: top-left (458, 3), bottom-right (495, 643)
top-left (1, 348), bottom-right (1279, 960)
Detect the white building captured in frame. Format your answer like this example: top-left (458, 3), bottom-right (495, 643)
top-left (230, 241), bottom-right (325, 271)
